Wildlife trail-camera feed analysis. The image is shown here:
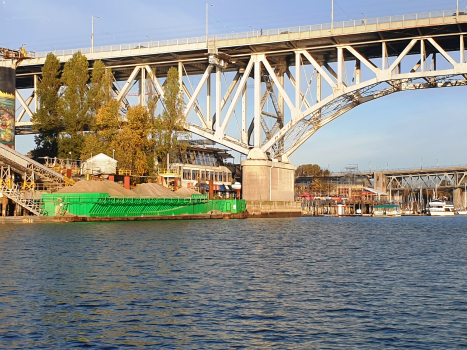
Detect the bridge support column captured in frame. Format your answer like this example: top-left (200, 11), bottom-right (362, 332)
top-left (0, 66), bottom-right (15, 149)
top-left (453, 187), bottom-right (462, 209)
top-left (373, 171), bottom-right (388, 194)
top-left (241, 160), bottom-right (296, 201)
top-left (1, 195), bottom-right (7, 217)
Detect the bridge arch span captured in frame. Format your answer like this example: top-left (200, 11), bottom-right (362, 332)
top-left (8, 8), bottom-right (467, 164)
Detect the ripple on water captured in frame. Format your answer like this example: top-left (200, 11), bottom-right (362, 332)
top-left (0, 217), bottom-right (466, 348)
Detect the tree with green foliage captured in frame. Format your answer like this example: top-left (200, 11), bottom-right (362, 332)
top-left (80, 61), bottom-right (117, 160)
top-left (87, 60), bottom-right (114, 121)
top-left (296, 163), bottom-right (333, 195)
top-left (31, 53), bottom-right (63, 160)
top-left (80, 99), bottom-right (122, 160)
top-left (152, 67), bottom-right (190, 169)
top-left (58, 51), bottom-right (90, 158)
top-left (115, 105), bottom-right (154, 176)
top-left (295, 164), bottom-right (324, 177)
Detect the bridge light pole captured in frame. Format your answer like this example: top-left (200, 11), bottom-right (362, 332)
top-left (331, 0), bottom-right (334, 29)
top-left (206, 3), bottom-right (213, 49)
top-left (92, 16), bottom-right (99, 53)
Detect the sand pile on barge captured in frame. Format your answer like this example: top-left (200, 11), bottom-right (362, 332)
top-left (57, 180), bottom-right (192, 199)
top-left (57, 180), bottom-right (136, 197)
top-left (132, 183), bottom-right (178, 198)
top-left (174, 187), bottom-right (199, 198)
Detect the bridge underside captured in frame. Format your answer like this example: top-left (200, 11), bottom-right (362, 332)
top-left (8, 9), bottom-right (467, 202)
top-left (11, 11), bottom-right (467, 163)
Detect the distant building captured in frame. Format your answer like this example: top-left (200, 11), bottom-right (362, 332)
top-left (81, 153), bottom-right (117, 175)
top-left (159, 140), bottom-right (235, 194)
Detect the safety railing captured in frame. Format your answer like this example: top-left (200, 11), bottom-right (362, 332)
top-left (157, 168), bottom-right (182, 177)
top-left (21, 8), bottom-right (466, 60)
top-left (0, 183), bottom-right (42, 216)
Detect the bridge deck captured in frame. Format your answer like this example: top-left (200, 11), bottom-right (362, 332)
top-left (6, 9), bottom-right (467, 89)
top-left (357, 166), bottom-right (467, 177)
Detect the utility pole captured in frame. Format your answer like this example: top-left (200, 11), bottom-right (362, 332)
top-left (206, 3), bottom-right (213, 49)
top-left (92, 15), bottom-right (99, 53)
top-left (331, 0), bottom-right (334, 29)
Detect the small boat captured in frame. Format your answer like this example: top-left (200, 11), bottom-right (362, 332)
top-left (457, 209), bottom-right (467, 215)
top-left (428, 199), bottom-right (455, 216)
top-left (373, 204), bottom-right (401, 217)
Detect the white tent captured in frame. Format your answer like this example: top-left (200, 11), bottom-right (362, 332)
top-left (81, 153), bottom-right (117, 175)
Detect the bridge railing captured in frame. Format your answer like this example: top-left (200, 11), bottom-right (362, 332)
top-left (13, 8), bottom-right (465, 60)
top-left (350, 165), bottom-right (467, 175)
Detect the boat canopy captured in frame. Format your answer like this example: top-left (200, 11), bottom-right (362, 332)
top-left (363, 187), bottom-right (388, 196)
top-left (374, 204), bottom-right (400, 209)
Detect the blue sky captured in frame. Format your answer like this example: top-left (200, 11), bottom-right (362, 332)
top-left (3, 0), bottom-right (467, 171)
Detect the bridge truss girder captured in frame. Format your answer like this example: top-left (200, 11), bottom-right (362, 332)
top-left (386, 170), bottom-right (467, 191)
top-left (165, 33), bottom-right (467, 161)
top-left (14, 31), bottom-right (467, 162)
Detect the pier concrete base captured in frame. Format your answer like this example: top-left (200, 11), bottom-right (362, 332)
top-left (241, 160), bottom-right (296, 201)
top-left (453, 188), bottom-right (463, 209)
top-left (245, 200), bottom-right (302, 218)
top-left (374, 171), bottom-right (388, 193)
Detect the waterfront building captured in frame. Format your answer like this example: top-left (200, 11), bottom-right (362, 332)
top-left (158, 140), bottom-right (237, 196)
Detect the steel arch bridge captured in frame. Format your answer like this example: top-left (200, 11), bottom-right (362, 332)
top-left (8, 8), bottom-right (467, 162)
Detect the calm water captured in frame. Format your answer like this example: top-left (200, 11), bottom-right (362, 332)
top-left (0, 217), bottom-right (466, 349)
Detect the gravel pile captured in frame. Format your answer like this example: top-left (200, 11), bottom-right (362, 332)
top-left (174, 187), bottom-right (199, 198)
top-left (132, 183), bottom-right (178, 198)
top-left (56, 180), bottom-right (196, 199)
top-left (57, 180), bottom-right (136, 197)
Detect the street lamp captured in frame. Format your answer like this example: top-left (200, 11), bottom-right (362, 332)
top-left (206, 3), bottom-right (213, 49)
top-left (146, 35), bottom-right (152, 42)
top-left (331, 0), bottom-right (334, 29)
top-left (249, 25), bottom-right (254, 35)
top-left (92, 15), bottom-right (99, 53)
top-left (49, 46), bottom-right (55, 52)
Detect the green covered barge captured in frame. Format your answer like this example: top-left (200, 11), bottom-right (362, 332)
top-left (41, 193), bottom-right (246, 218)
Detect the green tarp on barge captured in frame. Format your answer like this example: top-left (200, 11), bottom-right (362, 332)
top-left (41, 193), bottom-right (246, 217)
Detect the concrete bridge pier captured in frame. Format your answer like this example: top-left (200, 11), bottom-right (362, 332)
top-left (453, 188), bottom-right (463, 209)
top-left (241, 159), bottom-right (301, 217)
top-left (373, 171), bottom-right (388, 194)
top-left (241, 159), bottom-right (296, 202)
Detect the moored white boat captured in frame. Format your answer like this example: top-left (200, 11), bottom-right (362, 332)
top-left (428, 199), bottom-right (455, 216)
top-left (373, 204), bottom-right (401, 217)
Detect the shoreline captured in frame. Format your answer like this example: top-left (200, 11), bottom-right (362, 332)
top-left (0, 211), bottom-right (248, 224)
top-left (1, 212), bottom-right (445, 224)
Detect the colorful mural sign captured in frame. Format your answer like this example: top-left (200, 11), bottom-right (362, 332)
top-left (0, 67), bottom-right (15, 146)
top-left (0, 92), bottom-right (15, 145)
